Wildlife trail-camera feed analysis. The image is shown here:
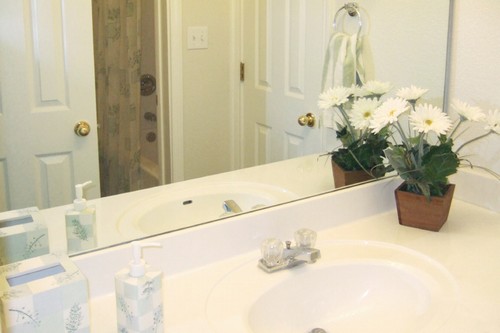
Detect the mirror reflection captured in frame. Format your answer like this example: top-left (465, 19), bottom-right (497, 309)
top-left (0, 0), bottom-right (452, 255)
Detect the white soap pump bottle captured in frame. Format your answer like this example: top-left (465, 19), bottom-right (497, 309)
top-left (115, 241), bottom-right (164, 332)
top-left (65, 181), bottom-right (97, 253)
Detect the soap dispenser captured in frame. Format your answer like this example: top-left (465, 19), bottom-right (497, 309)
top-left (65, 181), bottom-right (97, 253)
top-left (115, 241), bottom-right (164, 333)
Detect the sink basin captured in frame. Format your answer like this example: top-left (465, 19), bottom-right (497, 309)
top-left (205, 240), bottom-right (458, 333)
top-left (116, 181), bottom-right (298, 238)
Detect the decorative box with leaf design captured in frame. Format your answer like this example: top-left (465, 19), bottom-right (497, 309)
top-left (0, 253), bottom-right (90, 332)
top-left (0, 207), bottom-right (49, 265)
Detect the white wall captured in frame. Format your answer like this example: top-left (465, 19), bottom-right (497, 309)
top-left (182, 0), bottom-right (235, 180)
top-left (448, 1), bottom-right (500, 174)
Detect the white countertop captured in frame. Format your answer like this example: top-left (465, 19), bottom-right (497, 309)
top-left (75, 173), bottom-right (500, 332)
top-left (41, 154), bottom-right (334, 254)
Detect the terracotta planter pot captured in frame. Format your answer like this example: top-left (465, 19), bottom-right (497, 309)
top-left (331, 160), bottom-right (374, 188)
top-left (394, 183), bottom-right (455, 232)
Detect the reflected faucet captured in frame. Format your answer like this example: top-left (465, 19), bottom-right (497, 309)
top-left (259, 229), bottom-right (321, 273)
top-left (222, 200), bottom-right (242, 215)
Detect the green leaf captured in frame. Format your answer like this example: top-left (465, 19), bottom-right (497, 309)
top-left (384, 146), bottom-right (410, 178)
top-left (422, 143), bottom-right (459, 183)
top-left (330, 129), bottom-right (389, 176)
top-left (335, 125), bottom-right (354, 146)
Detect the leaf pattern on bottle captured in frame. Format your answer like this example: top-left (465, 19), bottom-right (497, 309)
top-left (142, 280), bottom-right (155, 297)
top-left (152, 304), bottom-right (164, 332)
top-left (71, 219), bottom-right (88, 241)
top-left (117, 295), bottom-right (134, 323)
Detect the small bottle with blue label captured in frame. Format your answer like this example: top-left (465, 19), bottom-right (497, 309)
top-left (115, 241), bottom-right (164, 332)
top-left (65, 181), bottom-right (97, 253)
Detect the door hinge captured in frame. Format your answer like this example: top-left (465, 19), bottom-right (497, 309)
top-left (240, 62), bottom-right (245, 82)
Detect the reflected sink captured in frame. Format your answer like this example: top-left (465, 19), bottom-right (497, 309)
top-left (116, 181), bottom-right (298, 238)
top-left (205, 240), bottom-right (458, 333)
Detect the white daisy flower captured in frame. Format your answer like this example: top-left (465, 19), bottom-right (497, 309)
top-left (350, 84), bottom-right (370, 98)
top-left (484, 109), bottom-right (500, 134)
top-left (349, 98), bottom-right (380, 130)
top-left (317, 87), bottom-right (351, 109)
top-left (396, 85), bottom-right (429, 102)
top-left (370, 97), bottom-right (409, 133)
top-left (410, 104), bottom-right (452, 135)
top-left (363, 80), bottom-right (392, 96)
top-left (451, 99), bottom-right (485, 122)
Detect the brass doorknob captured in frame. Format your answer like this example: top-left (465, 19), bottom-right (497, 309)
top-left (74, 121), bottom-right (91, 137)
top-left (298, 113), bottom-right (315, 127)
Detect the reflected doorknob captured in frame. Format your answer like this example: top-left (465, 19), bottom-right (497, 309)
top-left (74, 121), bottom-right (91, 137)
top-left (298, 113), bottom-right (316, 127)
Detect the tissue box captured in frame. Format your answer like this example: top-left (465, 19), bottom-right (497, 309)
top-left (0, 207), bottom-right (50, 265)
top-left (0, 253), bottom-right (90, 332)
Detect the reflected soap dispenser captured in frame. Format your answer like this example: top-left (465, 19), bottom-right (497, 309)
top-left (115, 241), bottom-right (164, 333)
top-left (65, 181), bottom-right (97, 253)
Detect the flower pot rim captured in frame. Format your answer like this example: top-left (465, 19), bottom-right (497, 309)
top-left (394, 182), bottom-right (455, 232)
top-left (395, 182), bottom-right (455, 199)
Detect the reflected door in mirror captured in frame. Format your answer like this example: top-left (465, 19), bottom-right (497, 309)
top-left (0, 0), bottom-right (100, 211)
top-left (241, 0), bottom-right (326, 168)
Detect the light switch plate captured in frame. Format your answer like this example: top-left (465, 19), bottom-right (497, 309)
top-left (187, 26), bottom-right (208, 50)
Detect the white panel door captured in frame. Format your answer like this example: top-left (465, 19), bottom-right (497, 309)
top-left (0, 0), bottom-right (100, 211)
top-left (241, 0), bottom-right (329, 167)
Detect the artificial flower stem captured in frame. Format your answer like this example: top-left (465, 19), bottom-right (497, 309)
top-left (347, 150), bottom-right (372, 177)
top-left (394, 121), bottom-right (411, 150)
top-left (417, 133), bottom-right (425, 167)
top-left (451, 126), bottom-right (471, 143)
top-left (448, 119), bottom-right (463, 140)
top-left (455, 131), bottom-right (493, 153)
top-left (408, 102), bottom-right (416, 137)
top-left (461, 163), bottom-right (500, 180)
top-left (337, 105), bottom-right (357, 142)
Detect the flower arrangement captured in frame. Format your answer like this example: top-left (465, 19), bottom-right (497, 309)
top-left (319, 81), bottom-right (500, 199)
top-left (318, 81), bottom-right (394, 178)
top-left (369, 86), bottom-right (500, 200)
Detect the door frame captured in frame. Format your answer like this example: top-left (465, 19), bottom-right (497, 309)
top-left (155, 0), bottom-right (173, 184)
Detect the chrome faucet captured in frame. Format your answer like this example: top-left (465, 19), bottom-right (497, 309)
top-left (222, 199), bottom-right (242, 213)
top-left (258, 229), bottom-right (321, 273)
top-left (220, 199), bottom-right (243, 217)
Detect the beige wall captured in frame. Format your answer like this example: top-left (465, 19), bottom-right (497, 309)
top-left (182, 0), bottom-right (235, 180)
top-left (448, 1), bottom-right (500, 174)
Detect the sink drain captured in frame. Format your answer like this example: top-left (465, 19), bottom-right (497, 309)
top-left (310, 329), bottom-right (327, 333)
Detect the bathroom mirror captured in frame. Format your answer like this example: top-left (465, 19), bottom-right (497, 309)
top-left (0, 0), bottom-right (453, 255)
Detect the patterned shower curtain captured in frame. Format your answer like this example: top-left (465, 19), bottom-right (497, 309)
top-left (92, 0), bottom-right (142, 197)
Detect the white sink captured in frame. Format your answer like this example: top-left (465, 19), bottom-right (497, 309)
top-left (116, 181), bottom-right (298, 238)
top-left (205, 240), bottom-right (458, 333)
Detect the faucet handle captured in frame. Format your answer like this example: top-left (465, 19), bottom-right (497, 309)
top-left (260, 238), bottom-right (284, 267)
top-left (294, 228), bottom-right (317, 248)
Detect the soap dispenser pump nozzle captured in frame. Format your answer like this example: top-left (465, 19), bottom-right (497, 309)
top-left (73, 181), bottom-right (92, 211)
top-left (129, 241), bottom-right (162, 278)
